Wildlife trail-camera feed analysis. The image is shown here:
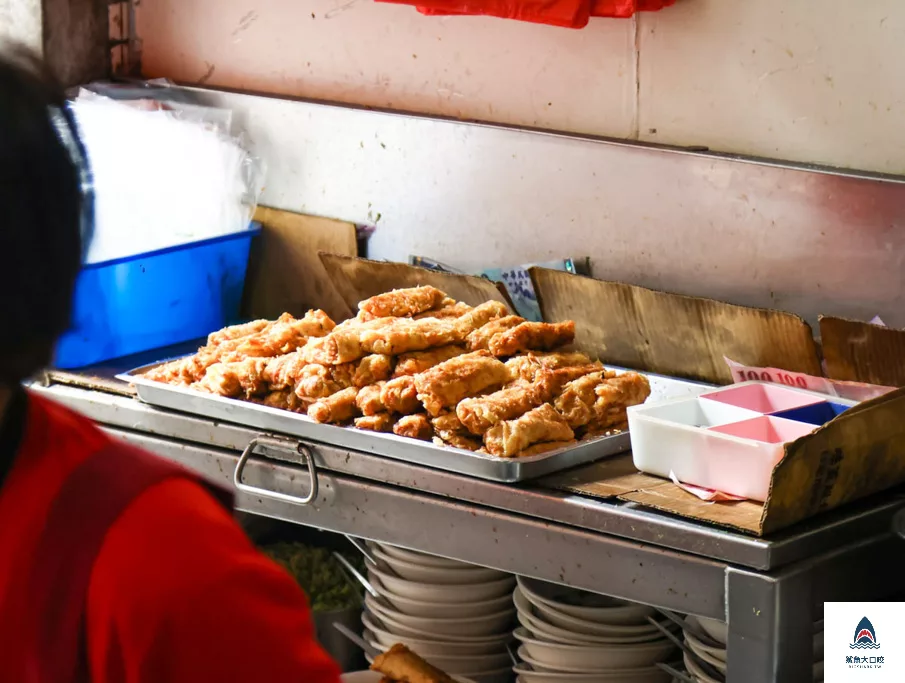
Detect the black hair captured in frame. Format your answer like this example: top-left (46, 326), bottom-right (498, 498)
top-left (0, 49), bottom-right (89, 380)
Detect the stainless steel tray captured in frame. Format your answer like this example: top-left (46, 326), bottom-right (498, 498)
top-left (120, 362), bottom-right (709, 483)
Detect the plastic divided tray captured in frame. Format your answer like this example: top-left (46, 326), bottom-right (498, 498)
top-left (627, 381), bottom-right (856, 501)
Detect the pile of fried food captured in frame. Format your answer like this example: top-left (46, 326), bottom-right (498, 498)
top-left (144, 286), bottom-right (651, 457)
top-left (372, 643), bottom-right (455, 683)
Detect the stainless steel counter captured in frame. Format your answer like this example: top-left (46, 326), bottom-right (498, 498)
top-left (34, 381), bottom-right (905, 683)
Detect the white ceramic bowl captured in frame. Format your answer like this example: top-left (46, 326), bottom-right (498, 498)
top-left (529, 599), bottom-right (661, 638)
top-left (683, 624), bottom-right (727, 664)
top-left (366, 593), bottom-right (515, 637)
top-left (683, 652), bottom-right (721, 683)
top-left (517, 577), bottom-right (656, 626)
top-left (514, 587), bottom-right (665, 646)
top-left (362, 612), bottom-right (511, 656)
top-left (364, 605), bottom-right (515, 645)
top-left (369, 563), bottom-right (516, 603)
top-left (514, 627), bottom-right (676, 671)
top-left (371, 573), bottom-right (514, 618)
top-left (372, 547), bottom-right (507, 585)
top-left (374, 543), bottom-right (470, 569)
top-left (513, 664), bottom-right (671, 683)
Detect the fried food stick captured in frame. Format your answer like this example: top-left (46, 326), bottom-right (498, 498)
top-left (505, 351), bottom-right (599, 382)
top-left (414, 351), bottom-right (511, 417)
top-left (308, 387), bottom-right (360, 424)
top-left (206, 319), bottom-right (270, 346)
top-left (484, 403), bottom-right (574, 457)
top-left (359, 317), bottom-right (463, 356)
top-left (354, 413), bottom-right (395, 432)
top-left (488, 320), bottom-right (576, 357)
top-left (371, 643), bottom-right (456, 683)
top-left (393, 413), bottom-right (433, 441)
top-left (466, 315), bottom-right (525, 351)
top-left (456, 384), bottom-right (544, 435)
top-left (453, 300), bottom-right (510, 336)
top-left (358, 286), bottom-right (447, 320)
top-left (381, 376), bottom-right (422, 415)
top-left (393, 345), bottom-right (468, 377)
top-left (353, 354), bottom-right (394, 387)
top-left (356, 382), bottom-right (387, 415)
top-left (554, 370), bottom-right (649, 429)
top-left (191, 359), bottom-right (271, 399)
top-left (413, 300), bottom-right (472, 320)
top-left (264, 351), bottom-right (309, 390)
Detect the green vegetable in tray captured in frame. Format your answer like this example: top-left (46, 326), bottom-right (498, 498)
top-left (262, 541), bottom-right (363, 613)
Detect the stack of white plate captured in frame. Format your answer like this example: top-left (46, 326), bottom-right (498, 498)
top-left (683, 616), bottom-right (824, 682)
top-left (512, 577), bottom-right (677, 683)
top-left (362, 543), bottom-right (516, 683)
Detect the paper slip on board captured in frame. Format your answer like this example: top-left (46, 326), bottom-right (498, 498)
top-left (120, 361), bottom-right (708, 483)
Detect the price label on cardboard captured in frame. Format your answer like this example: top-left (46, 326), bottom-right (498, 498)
top-left (724, 357), bottom-right (895, 402)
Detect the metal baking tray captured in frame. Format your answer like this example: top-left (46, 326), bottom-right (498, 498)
top-left (120, 361), bottom-right (709, 483)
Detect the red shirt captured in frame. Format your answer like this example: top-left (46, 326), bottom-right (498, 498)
top-left (0, 392), bottom-right (342, 683)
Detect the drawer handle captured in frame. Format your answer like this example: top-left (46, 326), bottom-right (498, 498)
top-left (233, 436), bottom-right (319, 506)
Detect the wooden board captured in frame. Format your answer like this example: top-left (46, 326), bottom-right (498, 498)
top-left (530, 268), bottom-right (821, 385)
top-left (318, 254), bottom-right (514, 311)
top-left (820, 316), bottom-right (905, 387)
top-left (243, 207), bottom-right (357, 323)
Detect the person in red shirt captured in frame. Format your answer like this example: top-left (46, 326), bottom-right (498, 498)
top-left (0, 51), bottom-right (342, 683)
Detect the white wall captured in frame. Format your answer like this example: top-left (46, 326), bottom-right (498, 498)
top-left (137, 0), bottom-right (905, 175)
top-left (0, 0), bottom-right (42, 53)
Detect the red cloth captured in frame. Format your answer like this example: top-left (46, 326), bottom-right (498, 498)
top-left (0, 393), bottom-right (342, 683)
top-left (379, 0), bottom-right (674, 28)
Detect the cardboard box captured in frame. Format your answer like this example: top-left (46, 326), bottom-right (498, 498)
top-left (528, 267), bottom-right (905, 536)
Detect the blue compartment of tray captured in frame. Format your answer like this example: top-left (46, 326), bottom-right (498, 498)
top-left (54, 226), bottom-right (260, 368)
top-left (771, 401), bottom-right (850, 426)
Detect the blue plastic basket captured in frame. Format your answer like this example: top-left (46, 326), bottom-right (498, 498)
top-left (54, 225), bottom-right (260, 368)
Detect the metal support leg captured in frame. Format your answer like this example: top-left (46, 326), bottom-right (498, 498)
top-left (725, 568), bottom-right (813, 683)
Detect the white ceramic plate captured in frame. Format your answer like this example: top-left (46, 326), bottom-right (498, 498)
top-left (363, 608), bottom-right (515, 646)
top-left (517, 577), bottom-right (656, 626)
top-left (374, 543), bottom-right (472, 569)
top-left (372, 546), bottom-right (507, 585)
top-left (368, 564), bottom-right (516, 603)
top-left (514, 587), bottom-right (666, 646)
top-left (362, 612), bottom-right (512, 656)
top-left (342, 672), bottom-right (476, 683)
top-left (366, 593), bottom-right (515, 637)
top-left (514, 627), bottom-right (676, 671)
top-left (513, 664), bottom-right (671, 683)
top-left (371, 573), bottom-right (514, 618)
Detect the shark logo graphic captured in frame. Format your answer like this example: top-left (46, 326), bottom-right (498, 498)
top-left (851, 616), bottom-right (881, 650)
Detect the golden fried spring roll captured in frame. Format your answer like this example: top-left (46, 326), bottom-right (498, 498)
top-left (206, 319), bottom-right (270, 346)
top-left (393, 413), bottom-right (434, 441)
top-left (488, 320), bottom-right (576, 357)
top-left (358, 286), bottom-right (448, 320)
top-left (553, 371), bottom-right (610, 428)
top-left (456, 384), bottom-right (544, 435)
top-left (414, 351), bottom-right (511, 417)
top-left (371, 643), bottom-right (456, 683)
top-left (301, 328), bottom-right (365, 365)
top-left (381, 376), bottom-right (422, 415)
top-left (431, 411), bottom-right (466, 434)
top-left (264, 351), bottom-right (310, 390)
top-left (308, 387), bottom-right (360, 424)
top-left (466, 315), bottom-right (526, 351)
top-left (484, 403), bottom-right (574, 457)
top-left (236, 310), bottom-right (336, 358)
top-left (192, 358), bottom-right (271, 399)
top-left (359, 317), bottom-right (463, 356)
top-left (356, 382), bottom-right (387, 415)
top-left (414, 300), bottom-right (473, 320)
top-left (393, 345), bottom-right (468, 377)
top-left (143, 358), bottom-right (193, 385)
top-left (255, 389), bottom-right (307, 413)
top-left (433, 433), bottom-right (483, 451)
top-left (586, 372), bottom-right (651, 430)
top-left (505, 351), bottom-right (598, 382)
top-left (353, 354), bottom-right (394, 387)
top-left (294, 364), bottom-right (354, 402)
top-left (453, 300), bottom-right (510, 336)
top-left (354, 413), bottom-right (395, 432)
